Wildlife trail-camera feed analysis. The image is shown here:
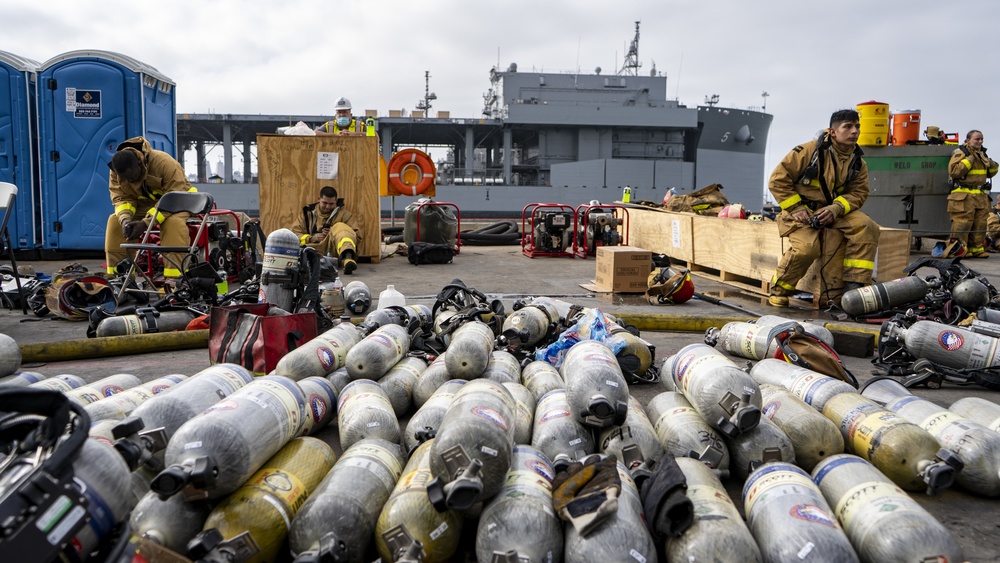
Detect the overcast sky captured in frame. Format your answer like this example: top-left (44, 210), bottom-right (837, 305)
top-left (5, 0), bottom-right (997, 196)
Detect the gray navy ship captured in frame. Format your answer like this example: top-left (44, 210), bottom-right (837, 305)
top-left (195, 22), bottom-right (773, 219)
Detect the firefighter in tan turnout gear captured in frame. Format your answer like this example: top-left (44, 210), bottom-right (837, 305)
top-left (104, 136), bottom-right (197, 279)
top-left (294, 186), bottom-right (362, 274)
top-left (948, 130), bottom-right (998, 258)
top-left (767, 109), bottom-right (880, 307)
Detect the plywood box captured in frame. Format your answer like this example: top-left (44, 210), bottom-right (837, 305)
top-left (257, 134), bottom-right (381, 262)
top-left (411, 110), bottom-right (425, 118)
top-left (625, 205), bottom-right (910, 304)
top-left (595, 246), bottom-right (652, 293)
top-left (388, 109), bottom-right (403, 117)
top-left (364, 109), bottom-right (378, 117)
top-left (436, 111), bottom-right (450, 118)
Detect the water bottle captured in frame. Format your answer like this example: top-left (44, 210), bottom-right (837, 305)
top-left (377, 284), bottom-right (405, 309)
top-left (321, 277), bottom-right (345, 317)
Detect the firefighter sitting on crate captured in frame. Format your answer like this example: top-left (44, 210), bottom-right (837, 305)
top-left (104, 136), bottom-right (198, 282)
top-left (295, 186), bottom-right (362, 274)
top-left (767, 109), bottom-right (880, 307)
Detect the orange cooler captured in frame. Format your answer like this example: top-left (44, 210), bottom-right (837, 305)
top-left (891, 110), bottom-right (921, 145)
top-left (856, 100), bottom-right (889, 146)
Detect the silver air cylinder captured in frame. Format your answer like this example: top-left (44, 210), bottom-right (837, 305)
top-left (563, 459), bottom-right (658, 562)
top-left (426, 379), bottom-right (516, 511)
top-left (297, 376), bottom-right (339, 437)
top-left (723, 415), bottom-right (796, 481)
top-left (444, 320), bottom-right (495, 380)
top-left (273, 322), bottom-right (363, 380)
top-left (663, 343), bottom-right (762, 437)
top-left (561, 340), bottom-right (629, 428)
top-left (378, 356), bottom-right (427, 417)
top-left (812, 454), bottom-right (963, 562)
top-left (520, 360), bottom-right (564, 402)
top-left (64, 373), bottom-right (142, 405)
top-left (599, 394), bottom-right (664, 472)
top-left (666, 457), bottom-right (761, 562)
top-left (130, 491), bottom-right (211, 553)
top-left (85, 374), bottom-right (186, 424)
top-left (125, 364), bottom-right (254, 468)
top-left (404, 379), bottom-right (467, 454)
top-left (531, 389), bottom-right (596, 472)
top-left (950, 396), bottom-right (1000, 433)
top-left (411, 353), bottom-right (450, 408)
top-left (374, 440), bottom-right (463, 563)
top-left (645, 391), bottom-right (730, 470)
top-left (886, 319), bottom-right (1000, 370)
top-left (72, 438), bottom-right (136, 558)
top-left (151, 375), bottom-right (306, 500)
top-left (345, 324), bottom-right (411, 381)
top-left (95, 310), bottom-right (197, 337)
top-left (750, 358), bottom-right (858, 412)
top-left (840, 276), bottom-right (930, 317)
top-left (29, 373), bottom-right (86, 391)
top-left (344, 280), bottom-right (372, 315)
top-left (260, 227), bottom-right (301, 312)
top-left (482, 350), bottom-right (522, 385)
top-left (760, 384), bottom-right (845, 471)
top-left (501, 298), bottom-right (559, 349)
top-left (289, 438), bottom-right (406, 563)
top-left (337, 379), bottom-right (402, 451)
top-left (742, 462), bottom-right (858, 562)
top-left (475, 445), bottom-right (563, 562)
top-left (502, 381), bottom-right (535, 445)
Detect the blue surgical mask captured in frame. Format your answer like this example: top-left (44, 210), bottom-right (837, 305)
top-left (336, 116), bottom-right (351, 128)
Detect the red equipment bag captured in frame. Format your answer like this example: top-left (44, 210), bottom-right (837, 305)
top-left (208, 303), bottom-right (318, 375)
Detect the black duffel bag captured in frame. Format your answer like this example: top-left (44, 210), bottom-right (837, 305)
top-left (407, 242), bottom-right (455, 265)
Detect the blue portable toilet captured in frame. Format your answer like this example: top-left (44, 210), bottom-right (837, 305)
top-left (0, 50), bottom-right (41, 249)
top-left (38, 50), bottom-right (176, 250)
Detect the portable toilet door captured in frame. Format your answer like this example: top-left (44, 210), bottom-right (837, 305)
top-left (0, 50), bottom-right (41, 249)
top-left (37, 50), bottom-right (176, 250)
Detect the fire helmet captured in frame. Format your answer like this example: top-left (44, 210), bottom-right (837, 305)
top-left (718, 203), bottom-right (748, 219)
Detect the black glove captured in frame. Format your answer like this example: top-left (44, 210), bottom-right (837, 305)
top-left (122, 220), bottom-right (147, 240)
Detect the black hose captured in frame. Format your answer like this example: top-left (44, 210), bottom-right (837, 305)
top-left (460, 221), bottom-right (522, 246)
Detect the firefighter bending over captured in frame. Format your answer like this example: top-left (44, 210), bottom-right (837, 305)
top-left (767, 109), bottom-right (880, 307)
top-left (105, 136), bottom-right (197, 280)
top-left (947, 130), bottom-right (998, 258)
top-left (295, 186), bottom-right (362, 274)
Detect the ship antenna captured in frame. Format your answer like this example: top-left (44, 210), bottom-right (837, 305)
top-left (415, 70), bottom-right (437, 115)
top-left (618, 21), bottom-right (642, 76)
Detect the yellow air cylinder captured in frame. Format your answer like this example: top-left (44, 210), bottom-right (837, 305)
top-left (203, 437), bottom-right (337, 563)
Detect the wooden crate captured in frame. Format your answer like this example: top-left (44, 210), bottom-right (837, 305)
top-left (257, 134), bottom-right (381, 262)
top-left (625, 205), bottom-right (911, 306)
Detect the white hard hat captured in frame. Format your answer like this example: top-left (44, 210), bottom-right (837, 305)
top-left (335, 97), bottom-right (352, 111)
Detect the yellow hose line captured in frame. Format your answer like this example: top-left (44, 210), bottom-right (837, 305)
top-left (21, 330), bottom-right (209, 363)
top-left (614, 313), bottom-right (881, 337)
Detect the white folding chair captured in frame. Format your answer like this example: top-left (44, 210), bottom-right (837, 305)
top-left (0, 182), bottom-right (27, 314)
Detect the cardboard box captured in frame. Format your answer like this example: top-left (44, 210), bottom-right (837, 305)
top-left (595, 246), bottom-right (652, 293)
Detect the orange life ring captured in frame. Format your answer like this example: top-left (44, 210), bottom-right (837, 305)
top-left (387, 148), bottom-right (435, 196)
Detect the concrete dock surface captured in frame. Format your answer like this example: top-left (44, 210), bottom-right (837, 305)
top-left (2, 243), bottom-right (1000, 561)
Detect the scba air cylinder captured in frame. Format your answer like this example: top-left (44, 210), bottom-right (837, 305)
top-left (841, 276), bottom-right (930, 317)
top-left (812, 454), bottom-right (963, 562)
top-left (560, 340), bottom-right (629, 429)
top-left (663, 343), bottom-right (762, 437)
top-left (260, 228), bottom-right (301, 312)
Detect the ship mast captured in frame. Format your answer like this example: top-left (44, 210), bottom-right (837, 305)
top-left (618, 21), bottom-right (642, 76)
top-left (415, 70), bottom-right (437, 116)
